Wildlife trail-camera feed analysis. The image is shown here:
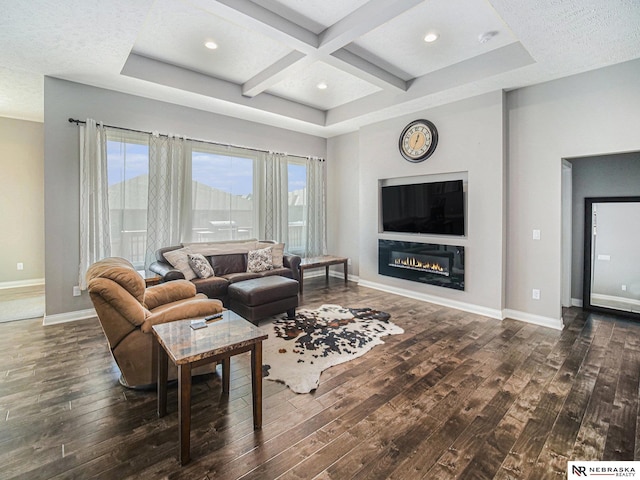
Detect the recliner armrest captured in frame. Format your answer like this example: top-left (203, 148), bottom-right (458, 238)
top-left (149, 260), bottom-right (185, 282)
top-left (283, 254), bottom-right (301, 282)
top-left (143, 279), bottom-right (197, 310)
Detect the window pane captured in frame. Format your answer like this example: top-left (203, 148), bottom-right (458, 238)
top-left (288, 162), bottom-right (306, 255)
top-left (192, 150), bottom-right (254, 242)
top-left (106, 134), bottom-right (149, 269)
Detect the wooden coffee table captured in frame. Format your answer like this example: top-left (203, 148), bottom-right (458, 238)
top-left (298, 255), bottom-right (348, 293)
top-left (152, 310), bottom-right (267, 465)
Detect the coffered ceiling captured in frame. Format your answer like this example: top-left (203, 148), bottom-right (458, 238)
top-left (1, 0), bottom-right (639, 137)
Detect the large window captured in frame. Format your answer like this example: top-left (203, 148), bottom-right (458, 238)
top-left (287, 161), bottom-right (307, 254)
top-left (103, 130), bottom-right (323, 268)
top-left (106, 131), bottom-right (149, 269)
top-left (191, 147), bottom-right (256, 242)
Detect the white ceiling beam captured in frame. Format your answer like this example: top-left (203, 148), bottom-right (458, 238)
top-left (318, 0), bottom-right (425, 53)
top-left (121, 54), bottom-right (326, 126)
top-left (240, 0), bottom-right (424, 97)
top-left (326, 42), bottom-right (536, 126)
top-left (186, 0), bottom-right (317, 51)
top-left (242, 51), bottom-right (310, 97)
top-left (196, 0), bottom-right (424, 97)
top-left (329, 49), bottom-right (407, 92)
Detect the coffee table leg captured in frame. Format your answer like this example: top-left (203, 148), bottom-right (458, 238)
top-left (157, 340), bottom-right (168, 418)
top-left (251, 342), bottom-right (263, 429)
top-left (325, 265), bottom-right (329, 283)
top-left (222, 358), bottom-right (230, 394)
top-left (178, 363), bottom-right (192, 465)
top-left (344, 260), bottom-right (348, 285)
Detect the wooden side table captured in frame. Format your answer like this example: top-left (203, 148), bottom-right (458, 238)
top-left (152, 310), bottom-right (267, 465)
top-left (298, 255), bottom-right (348, 293)
top-left (144, 275), bottom-right (162, 287)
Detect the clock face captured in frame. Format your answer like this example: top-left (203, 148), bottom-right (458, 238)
top-left (399, 120), bottom-right (438, 162)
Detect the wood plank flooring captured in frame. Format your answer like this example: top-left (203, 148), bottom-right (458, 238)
top-left (1, 277), bottom-right (639, 479)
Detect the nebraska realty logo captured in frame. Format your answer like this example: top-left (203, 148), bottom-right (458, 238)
top-left (568, 461), bottom-right (640, 478)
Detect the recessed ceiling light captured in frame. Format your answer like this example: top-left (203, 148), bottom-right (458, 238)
top-left (204, 41), bottom-right (218, 50)
top-left (317, 82), bottom-right (328, 90)
top-left (424, 32), bottom-right (439, 43)
top-left (478, 31), bottom-right (499, 44)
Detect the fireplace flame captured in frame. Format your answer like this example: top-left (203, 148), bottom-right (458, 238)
top-left (393, 256), bottom-right (444, 273)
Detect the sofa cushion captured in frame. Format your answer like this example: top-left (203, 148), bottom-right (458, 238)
top-left (190, 276), bottom-right (229, 299)
top-left (247, 247), bottom-right (273, 273)
top-left (210, 253), bottom-right (246, 275)
top-left (257, 241), bottom-right (285, 268)
top-left (163, 247), bottom-right (197, 280)
top-left (222, 272), bottom-right (262, 284)
top-left (185, 240), bottom-right (258, 256)
top-left (188, 253), bottom-right (214, 278)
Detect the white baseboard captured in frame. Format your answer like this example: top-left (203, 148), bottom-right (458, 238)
top-left (302, 270), bottom-right (360, 283)
top-left (43, 308), bottom-right (96, 326)
top-left (571, 298), bottom-right (583, 307)
top-left (591, 293), bottom-right (640, 307)
top-left (502, 309), bottom-right (563, 330)
top-left (0, 278), bottom-right (45, 290)
top-left (357, 279), bottom-right (503, 320)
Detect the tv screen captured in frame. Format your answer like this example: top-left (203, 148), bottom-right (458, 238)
top-left (381, 179), bottom-right (465, 235)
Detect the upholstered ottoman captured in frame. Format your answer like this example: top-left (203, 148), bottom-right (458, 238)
top-left (228, 276), bottom-right (299, 325)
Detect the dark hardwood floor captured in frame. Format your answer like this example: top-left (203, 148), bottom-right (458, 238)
top-left (1, 276), bottom-right (639, 479)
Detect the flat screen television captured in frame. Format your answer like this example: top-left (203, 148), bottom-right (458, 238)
top-left (381, 179), bottom-right (465, 235)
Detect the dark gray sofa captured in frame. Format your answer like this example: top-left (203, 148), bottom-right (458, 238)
top-left (149, 240), bottom-right (301, 305)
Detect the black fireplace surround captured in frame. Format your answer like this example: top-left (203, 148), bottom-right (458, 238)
top-left (378, 239), bottom-right (464, 291)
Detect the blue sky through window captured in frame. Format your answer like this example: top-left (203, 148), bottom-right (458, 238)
top-left (107, 141), bottom-right (307, 194)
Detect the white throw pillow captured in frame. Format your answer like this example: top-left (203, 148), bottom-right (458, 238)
top-left (187, 253), bottom-right (215, 279)
top-left (247, 247), bottom-right (274, 273)
top-left (257, 242), bottom-right (285, 268)
top-left (163, 247), bottom-right (197, 280)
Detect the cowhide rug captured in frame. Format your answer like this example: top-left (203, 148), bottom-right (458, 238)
top-left (260, 304), bottom-right (403, 394)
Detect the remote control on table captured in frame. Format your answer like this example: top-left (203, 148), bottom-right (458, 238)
top-left (204, 313), bottom-right (224, 322)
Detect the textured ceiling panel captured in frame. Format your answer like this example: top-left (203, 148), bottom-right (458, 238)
top-left (0, 67), bottom-right (43, 122)
top-left (489, 0), bottom-right (640, 70)
top-left (133, 0), bottom-right (293, 84)
top-left (253, 0), bottom-right (370, 33)
top-left (266, 61), bottom-right (381, 110)
top-left (352, 0), bottom-right (517, 79)
top-left (0, 0), bottom-right (153, 75)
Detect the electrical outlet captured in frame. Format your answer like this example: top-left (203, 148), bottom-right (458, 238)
top-left (532, 229), bottom-right (541, 240)
top-left (622, 285), bottom-right (627, 291)
top-left (532, 289), bottom-right (541, 300)
top-left (17, 262), bottom-right (24, 270)
top-left (347, 258), bottom-right (352, 266)
top-left (73, 286), bottom-right (81, 297)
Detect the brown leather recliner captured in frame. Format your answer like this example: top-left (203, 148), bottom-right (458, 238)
top-left (86, 257), bottom-right (224, 388)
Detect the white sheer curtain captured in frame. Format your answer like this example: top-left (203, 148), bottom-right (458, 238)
top-left (145, 134), bottom-right (191, 269)
top-left (304, 156), bottom-right (327, 257)
top-left (258, 152), bottom-right (289, 245)
top-left (79, 119), bottom-right (110, 290)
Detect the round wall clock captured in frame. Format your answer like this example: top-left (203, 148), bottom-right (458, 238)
top-left (399, 119), bottom-right (438, 163)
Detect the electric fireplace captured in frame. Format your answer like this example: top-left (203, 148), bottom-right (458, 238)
top-left (379, 239), bottom-right (464, 290)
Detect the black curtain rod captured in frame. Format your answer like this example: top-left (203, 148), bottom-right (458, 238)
top-left (67, 118), bottom-right (323, 161)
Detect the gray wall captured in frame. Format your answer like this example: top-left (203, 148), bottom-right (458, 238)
top-left (326, 131), bottom-right (360, 277)
top-left (0, 117), bottom-right (44, 284)
top-left (506, 58), bottom-right (640, 325)
top-left (569, 152), bottom-right (640, 301)
top-left (351, 90), bottom-right (506, 317)
top-left (44, 77), bottom-right (326, 316)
